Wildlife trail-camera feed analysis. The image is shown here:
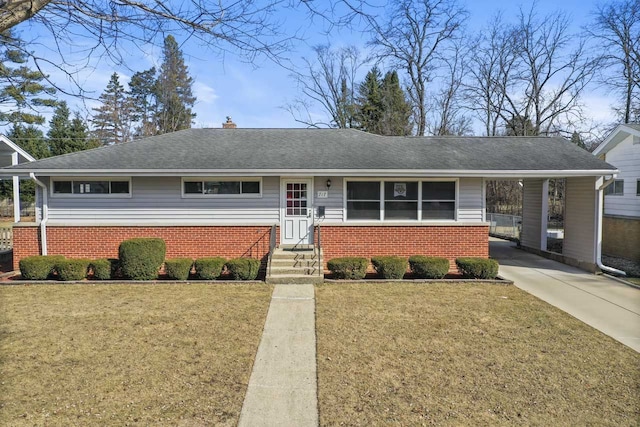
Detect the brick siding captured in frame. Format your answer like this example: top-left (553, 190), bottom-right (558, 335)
top-left (319, 225), bottom-right (489, 271)
top-left (13, 225), bottom-right (273, 270)
top-left (13, 224), bottom-right (488, 272)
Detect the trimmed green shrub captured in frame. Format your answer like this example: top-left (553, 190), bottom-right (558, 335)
top-left (118, 238), bottom-right (166, 280)
top-left (327, 257), bottom-right (368, 280)
top-left (194, 257), bottom-right (226, 280)
top-left (164, 258), bottom-right (194, 280)
top-left (455, 257), bottom-right (499, 279)
top-left (90, 258), bottom-right (112, 280)
top-left (371, 256), bottom-right (407, 279)
top-left (56, 259), bottom-right (90, 281)
top-left (225, 258), bottom-right (261, 280)
top-left (19, 255), bottom-right (65, 280)
top-left (408, 255), bottom-right (450, 279)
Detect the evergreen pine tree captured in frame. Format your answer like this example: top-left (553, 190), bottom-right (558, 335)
top-left (0, 30), bottom-right (57, 125)
top-left (357, 67), bottom-right (383, 134)
top-left (92, 72), bottom-right (132, 144)
top-left (10, 124), bottom-right (49, 159)
top-left (156, 35), bottom-right (196, 134)
top-left (48, 102), bottom-right (92, 155)
top-left (570, 131), bottom-right (587, 150)
top-left (129, 67), bottom-right (158, 137)
top-left (380, 71), bottom-right (412, 136)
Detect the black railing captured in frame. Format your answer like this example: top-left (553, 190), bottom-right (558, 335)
top-left (315, 224), bottom-right (323, 277)
top-left (268, 224), bottom-right (277, 277)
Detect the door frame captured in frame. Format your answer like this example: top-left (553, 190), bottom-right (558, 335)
top-left (279, 177), bottom-right (314, 246)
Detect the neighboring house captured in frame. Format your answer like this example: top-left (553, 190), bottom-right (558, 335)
top-left (593, 124), bottom-right (640, 262)
top-left (1, 127), bottom-right (617, 278)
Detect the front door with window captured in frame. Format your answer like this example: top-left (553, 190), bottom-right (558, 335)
top-left (281, 179), bottom-right (313, 245)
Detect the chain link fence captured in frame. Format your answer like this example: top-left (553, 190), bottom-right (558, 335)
top-left (488, 213), bottom-right (521, 240)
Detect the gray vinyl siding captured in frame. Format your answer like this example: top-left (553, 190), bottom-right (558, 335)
top-left (564, 177), bottom-right (597, 263)
top-left (314, 176), bottom-right (343, 222)
top-left (45, 176), bottom-right (280, 224)
top-left (41, 175), bottom-right (485, 225)
top-left (521, 179), bottom-right (544, 250)
top-left (458, 178), bottom-right (484, 221)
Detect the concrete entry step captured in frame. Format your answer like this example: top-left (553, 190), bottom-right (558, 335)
top-left (266, 275), bottom-right (324, 284)
top-left (270, 258), bottom-right (319, 268)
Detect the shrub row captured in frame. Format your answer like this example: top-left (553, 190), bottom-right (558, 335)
top-left (327, 256), bottom-right (499, 280)
top-left (19, 238), bottom-right (261, 281)
top-left (19, 256), bottom-right (110, 281)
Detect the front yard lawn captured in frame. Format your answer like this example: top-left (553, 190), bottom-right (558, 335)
top-left (0, 283), bottom-right (273, 426)
top-left (316, 283), bottom-right (640, 425)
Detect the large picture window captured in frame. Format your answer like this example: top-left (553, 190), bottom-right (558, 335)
top-left (183, 178), bottom-right (261, 197)
top-left (346, 181), bottom-right (381, 220)
top-left (345, 179), bottom-right (457, 221)
top-left (52, 179), bottom-right (131, 196)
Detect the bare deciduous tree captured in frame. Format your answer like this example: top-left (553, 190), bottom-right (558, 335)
top-left (0, 0), bottom-right (299, 102)
top-left (589, 0), bottom-right (640, 124)
top-left (499, 6), bottom-right (601, 136)
top-left (427, 40), bottom-right (472, 135)
top-left (465, 13), bottom-right (518, 136)
top-left (285, 45), bottom-right (362, 128)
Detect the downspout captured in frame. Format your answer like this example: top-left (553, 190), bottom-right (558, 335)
top-left (30, 173), bottom-right (48, 255)
top-left (595, 176), bottom-right (625, 276)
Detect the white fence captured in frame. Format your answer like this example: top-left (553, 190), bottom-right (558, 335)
top-left (488, 213), bottom-right (521, 240)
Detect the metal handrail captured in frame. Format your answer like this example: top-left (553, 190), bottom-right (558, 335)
top-left (268, 224), bottom-right (277, 277)
top-left (315, 224), bottom-right (322, 278)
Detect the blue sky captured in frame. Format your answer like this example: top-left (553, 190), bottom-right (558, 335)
top-left (15, 0), bottom-right (616, 133)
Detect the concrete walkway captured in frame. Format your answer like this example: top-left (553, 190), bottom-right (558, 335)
top-left (490, 238), bottom-right (640, 352)
top-left (238, 284), bottom-right (318, 427)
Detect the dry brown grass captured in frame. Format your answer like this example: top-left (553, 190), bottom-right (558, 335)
top-left (316, 283), bottom-right (640, 426)
top-left (0, 283), bottom-right (272, 426)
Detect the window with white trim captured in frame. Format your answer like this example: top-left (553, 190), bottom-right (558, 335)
top-left (636, 179), bottom-right (639, 196)
top-left (52, 179), bottom-right (130, 196)
top-left (345, 180), bottom-right (457, 221)
top-left (346, 181), bottom-right (381, 220)
top-left (422, 181), bottom-right (456, 219)
top-left (183, 178), bottom-right (261, 196)
top-left (605, 179), bottom-right (624, 196)
top-left (384, 181), bottom-right (418, 220)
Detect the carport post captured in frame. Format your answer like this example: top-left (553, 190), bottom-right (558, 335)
top-left (11, 152), bottom-right (20, 223)
top-left (541, 179), bottom-right (549, 251)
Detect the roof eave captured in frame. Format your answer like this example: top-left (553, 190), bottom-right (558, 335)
top-left (593, 124), bottom-right (640, 156)
top-left (0, 168), bottom-right (619, 178)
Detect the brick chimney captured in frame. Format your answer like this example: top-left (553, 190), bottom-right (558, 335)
top-left (222, 116), bottom-right (237, 129)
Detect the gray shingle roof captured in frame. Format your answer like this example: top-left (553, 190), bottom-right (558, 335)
top-left (5, 128), bottom-right (616, 174)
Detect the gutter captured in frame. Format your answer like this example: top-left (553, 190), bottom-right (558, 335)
top-left (595, 176), bottom-right (625, 276)
top-left (30, 173), bottom-right (48, 255)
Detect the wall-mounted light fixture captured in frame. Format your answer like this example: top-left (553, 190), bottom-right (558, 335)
top-left (326, 179), bottom-right (332, 189)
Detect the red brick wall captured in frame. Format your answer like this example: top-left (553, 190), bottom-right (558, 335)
top-left (13, 225), bottom-right (273, 270)
top-left (14, 224), bottom-right (488, 272)
top-left (319, 225), bottom-right (489, 270)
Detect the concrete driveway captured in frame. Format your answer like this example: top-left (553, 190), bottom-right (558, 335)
top-left (490, 237), bottom-right (640, 352)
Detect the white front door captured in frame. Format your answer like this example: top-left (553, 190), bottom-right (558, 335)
top-left (281, 179), bottom-right (313, 245)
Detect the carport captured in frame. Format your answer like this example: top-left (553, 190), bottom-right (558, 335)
top-left (520, 175), bottom-right (618, 273)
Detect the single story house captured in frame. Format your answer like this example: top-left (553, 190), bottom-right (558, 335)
top-left (1, 127), bottom-right (618, 279)
top-left (592, 124), bottom-right (640, 262)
